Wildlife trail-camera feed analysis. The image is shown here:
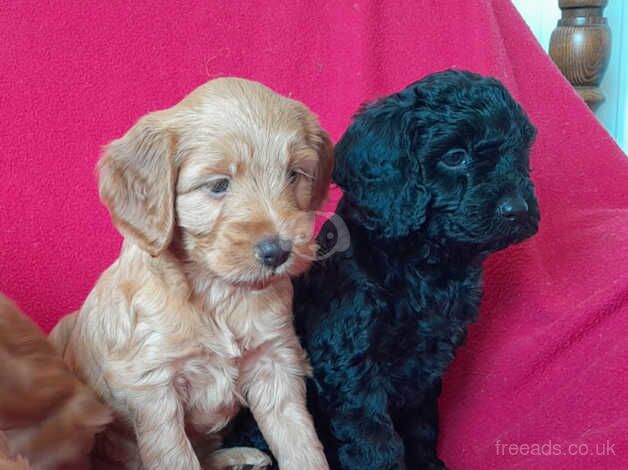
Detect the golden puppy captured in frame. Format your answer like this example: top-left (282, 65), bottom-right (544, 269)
top-left (0, 294), bottom-right (111, 469)
top-left (50, 78), bottom-right (333, 470)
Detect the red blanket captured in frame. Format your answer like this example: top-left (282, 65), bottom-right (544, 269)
top-left (1, 1), bottom-right (626, 468)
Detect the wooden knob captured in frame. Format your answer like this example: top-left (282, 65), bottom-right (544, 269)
top-left (549, 0), bottom-right (611, 110)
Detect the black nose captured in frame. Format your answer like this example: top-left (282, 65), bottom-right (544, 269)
top-left (497, 196), bottom-right (529, 221)
top-left (255, 237), bottom-right (292, 267)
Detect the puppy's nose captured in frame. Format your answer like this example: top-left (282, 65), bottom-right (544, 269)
top-left (255, 237), bottom-right (292, 267)
top-left (497, 196), bottom-right (529, 222)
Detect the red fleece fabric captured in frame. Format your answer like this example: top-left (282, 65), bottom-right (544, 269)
top-left (1, 1), bottom-right (626, 468)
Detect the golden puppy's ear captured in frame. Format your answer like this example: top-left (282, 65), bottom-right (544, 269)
top-left (309, 128), bottom-right (334, 210)
top-left (98, 111), bottom-right (177, 256)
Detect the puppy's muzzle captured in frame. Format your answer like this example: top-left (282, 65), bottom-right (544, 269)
top-left (496, 195), bottom-right (529, 223)
top-left (255, 236), bottom-right (292, 267)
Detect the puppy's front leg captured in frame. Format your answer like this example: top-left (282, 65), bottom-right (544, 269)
top-left (128, 389), bottom-right (201, 470)
top-left (241, 338), bottom-right (328, 470)
top-left (394, 382), bottom-right (447, 470)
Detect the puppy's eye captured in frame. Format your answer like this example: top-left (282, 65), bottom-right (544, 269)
top-left (288, 168), bottom-right (314, 184)
top-left (288, 169), bottom-right (299, 184)
top-left (441, 149), bottom-right (468, 167)
top-left (207, 178), bottom-right (230, 197)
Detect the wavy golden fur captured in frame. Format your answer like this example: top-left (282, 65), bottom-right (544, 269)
top-left (49, 78), bottom-right (333, 470)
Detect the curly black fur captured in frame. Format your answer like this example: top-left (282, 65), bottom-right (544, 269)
top-left (226, 70), bottom-right (539, 469)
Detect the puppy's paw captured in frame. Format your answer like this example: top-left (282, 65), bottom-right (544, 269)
top-left (0, 456), bottom-right (31, 470)
top-left (0, 432), bottom-right (30, 470)
top-left (204, 447), bottom-right (271, 470)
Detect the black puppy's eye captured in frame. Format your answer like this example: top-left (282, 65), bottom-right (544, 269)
top-left (207, 178), bottom-right (230, 197)
top-left (441, 149), bottom-right (468, 167)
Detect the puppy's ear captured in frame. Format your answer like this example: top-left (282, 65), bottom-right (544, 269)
top-left (98, 111), bottom-right (177, 256)
top-left (334, 105), bottom-right (430, 239)
top-left (309, 128), bottom-right (334, 210)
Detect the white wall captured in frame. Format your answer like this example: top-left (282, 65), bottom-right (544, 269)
top-left (596, 1), bottom-right (626, 151)
top-left (511, 0), bottom-right (560, 51)
top-left (512, 0), bottom-right (627, 153)
top-left (617, 3), bottom-right (628, 151)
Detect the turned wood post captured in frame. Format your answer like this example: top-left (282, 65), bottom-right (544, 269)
top-left (549, 0), bottom-right (611, 111)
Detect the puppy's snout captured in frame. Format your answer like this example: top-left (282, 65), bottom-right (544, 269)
top-left (255, 237), bottom-right (292, 267)
top-left (496, 196), bottom-right (529, 222)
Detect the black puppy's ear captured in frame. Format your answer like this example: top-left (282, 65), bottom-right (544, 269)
top-left (334, 105), bottom-right (430, 239)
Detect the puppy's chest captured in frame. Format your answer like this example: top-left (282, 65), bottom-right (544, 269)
top-left (168, 325), bottom-right (252, 433)
top-left (164, 302), bottom-right (263, 407)
top-left (167, 298), bottom-right (259, 373)
top-left (378, 272), bottom-right (482, 397)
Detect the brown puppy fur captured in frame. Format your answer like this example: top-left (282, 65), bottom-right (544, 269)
top-left (50, 78), bottom-right (333, 470)
top-left (0, 294), bottom-right (111, 469)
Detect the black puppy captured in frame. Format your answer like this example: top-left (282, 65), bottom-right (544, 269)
top-left (227, 70), bottom-right (539, 469)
